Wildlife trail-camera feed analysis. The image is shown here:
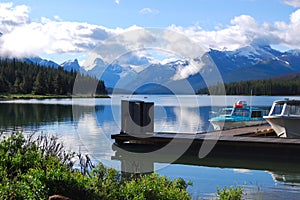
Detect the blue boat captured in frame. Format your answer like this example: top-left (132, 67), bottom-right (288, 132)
top-left (209, 100), bottom-right (268, 130)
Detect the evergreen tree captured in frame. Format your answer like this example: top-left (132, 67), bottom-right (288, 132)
top-left (20, 75), bottom-right (33, 94)
top-left (33, 70), bottom-right (47, 95)
top-left (0, 58), bottom-right (107, 96)
top-left (198, 77), bottom-right (300, 96)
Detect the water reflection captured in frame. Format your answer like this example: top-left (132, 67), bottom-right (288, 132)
top-left (0, 103), bottom-right (74, 128)
top-left (0, 103), bottom-right (106, 129)
top-left (112, 143), bottom-right (300, 199)
top-left (1, 97), bottom-right (300, 199)
top-left (154, 106), bottom-right (212, 133)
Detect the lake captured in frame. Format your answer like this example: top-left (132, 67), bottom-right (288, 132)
top-left (1, 95), bottom-right (300, 199)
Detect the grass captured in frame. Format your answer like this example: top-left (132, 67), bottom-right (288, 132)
top-left (0, 94), bottom-right (110, 100)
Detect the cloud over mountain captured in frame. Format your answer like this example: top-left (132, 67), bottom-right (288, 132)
top-left (0, 2), bottom-right (29, 32)
top-left (0, 3), bottom-right (118, 58)
top-left (167, 11), bottom-right (300, 51)
top-left (2, 2), bottom-right (300, 60)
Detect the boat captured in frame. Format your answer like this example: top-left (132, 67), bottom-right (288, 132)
top-left (209, 100), bottom-right (268, 130)
top-left (263, 99), bottom-right (300, 138)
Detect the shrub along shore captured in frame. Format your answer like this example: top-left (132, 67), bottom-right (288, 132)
top-left (0, 133), bottom-right (191, 199)
top-left (0, 132), bottom-right (243, 199)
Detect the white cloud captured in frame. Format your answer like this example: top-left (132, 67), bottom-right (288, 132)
top-left (54, 15), bottom-right (62, 21)
top-left (0, 18), bottom-right (116, 58)
top-left (115, 0), bottom-right (120, 5)
top-left (167, 10), bottom-right (300, 51)
top-left (283, 0), bottom-right (300, 7)
top-left (0, 3), bottom-right (118, 58)
top-left (139, 8), bottom-right (159, 15)
top-left (0, 2), bottom-right (29, 33)
top-left (3, 2), bottom-right (300, 63)
top-left (167, 14), bottom-right (277, 52)
top-left (274, 9), bottom-right (300, 48)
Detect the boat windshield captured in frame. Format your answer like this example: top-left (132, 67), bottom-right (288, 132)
top-left (219, 108), bottom-right (233, 116)
top-left (232, 108), bottom-right (249, 117)
top-left (271, 103), bottom-right (284, 115)
top-left (283, 104), bottom-right (300, 115)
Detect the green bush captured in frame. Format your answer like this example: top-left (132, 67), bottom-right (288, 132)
top-left (120, 173), bottom-right (191, 200)
top-left (0, 133), bottom-right (192, 200)
top-left (216, 185), bottom-right (243, 200)
top-left (0, 133), bottom-right (96, 199)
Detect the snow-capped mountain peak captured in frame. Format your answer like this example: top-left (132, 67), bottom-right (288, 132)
top-left (285, 49), bottom-right (300, 56)
top-left (61, 59), bottom-right (81, 72)
top-left (23, 57), bottom-right (60, 68)
top-left (4, 42), bottom-right (300, 94)
top-left (83, 57), bottom-right (106, 71)
top-left (164, 59), bottom-right (189, 67)
top-left (227, 43), bottom-right (280, 61)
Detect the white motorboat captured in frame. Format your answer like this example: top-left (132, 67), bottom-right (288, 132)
top-left (263, 99), bottom-right (300, 138)
top-left (209, 100), bottom-right (268, 130)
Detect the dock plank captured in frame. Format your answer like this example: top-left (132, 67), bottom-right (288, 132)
top-left (151, 125), bottom-right (300, 144)
top-left (112, 124), bottom-right (300, 160)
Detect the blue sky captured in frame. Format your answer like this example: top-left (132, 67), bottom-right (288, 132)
top-left (1, 0), bottom-right (300, 63)
top-left (5, 0), bottom-right (296, 28)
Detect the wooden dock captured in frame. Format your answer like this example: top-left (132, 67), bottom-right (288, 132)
top-left (112, 125), bottom-right (300, 162)
top-left (112, 100), bottom-right (300, 173)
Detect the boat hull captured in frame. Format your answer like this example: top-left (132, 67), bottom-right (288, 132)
top-left (264, 116), bottom-right (300, 138)
top-left (210, 120), bottom-right (266, 130)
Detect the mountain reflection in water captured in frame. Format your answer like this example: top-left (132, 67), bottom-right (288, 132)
top-left (1, 96), bottom-right (300, 199)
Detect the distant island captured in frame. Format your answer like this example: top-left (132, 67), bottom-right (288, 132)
top-left (198, 72), bottom-right (300, 96)
top-left (0, 59), bottom-right (109, 99)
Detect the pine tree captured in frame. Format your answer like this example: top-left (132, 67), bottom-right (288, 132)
top-left (33, 70), bottom-right (47, 95)
top-left (0, 58), bottom-right (107, 96)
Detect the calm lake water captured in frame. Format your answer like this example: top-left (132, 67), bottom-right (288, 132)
top-left (1, 95), bottom-right (300, 199)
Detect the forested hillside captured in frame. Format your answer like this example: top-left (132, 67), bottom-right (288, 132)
top-left (0, 59), bottom-right (106, 95)
top-left (198, 73), bottom-right (300, 96)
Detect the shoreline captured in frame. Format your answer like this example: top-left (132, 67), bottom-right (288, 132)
top-left (0, 94), bottom-right (110, 100)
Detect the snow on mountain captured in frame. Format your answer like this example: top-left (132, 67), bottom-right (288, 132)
top-left (83, 57), bottom-right (106, 71)
top-left (123, 63), bottom-right (186, 94)
top-left (80, 43), bottom-right (291, 93)
top-left (165, 59), bottom-right (189, 67)
top-left (85, 57), bottom-right (138, 88)
top-left (228, 44), bottom-right (281, 60)
top-left (22, 57), bottom-right (60, 68)
top-left (0, 56), bottom-right (60, 68)
top-left (16, 43), bottom-right (300, 94)
top-left (3, 41), bottom-right (300, 94)
top-left (115, 53), bottom-right (150, 67)
top-left (83, 57), bottom-right (107, 76)
top-left (18, 43), bottom-right (295, 94)
top-left (207, 43), bottom-right (284, 75)
top-left (224, 44), bottom-right (281, 65)
top-left (273, 57), bottom-right (290, 66)
top-left (82, 53), bottom-right (160, 88)
top-left (61, 59), bottom-right (81, 72)
top-left (285, 49), bottom-right (300, 57)
top-left (230, 46), bottom-right (262, 60)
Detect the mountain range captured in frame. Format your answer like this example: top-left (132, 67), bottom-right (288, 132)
top-left (209, 44), bottom-right (300, 83)
top-left (4, 44), bottom-right (300, 94)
